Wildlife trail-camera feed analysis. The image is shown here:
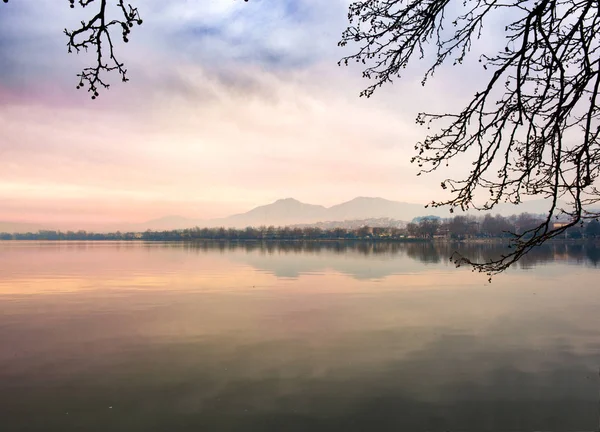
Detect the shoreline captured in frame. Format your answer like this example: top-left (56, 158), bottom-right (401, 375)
top-left (1, 238), bottom-right (598, 245)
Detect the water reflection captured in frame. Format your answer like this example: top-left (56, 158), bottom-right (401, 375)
top-left (177, 240), bottom-right (600, 279)
top-left (2, 240), bottom-right (598, 280)
top-left (0, 241), bottom-right (599, 431)
top-left (173, 239), bottom-right (600, 263)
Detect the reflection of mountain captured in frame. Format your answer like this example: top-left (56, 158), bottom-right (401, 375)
top-left (237, 248), bottom-right (419, 280)
top-left (181, 241), bottom-right (600, 280)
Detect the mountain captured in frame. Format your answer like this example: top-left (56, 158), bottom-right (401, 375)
top-left (292, 218), bottom-right (407, 230)
top-left (203, 197), bottom-right (556, 228)
top-left (489, 200), bottom-right (556, 216)
top-left (208, 198), bottom-right (328, 228)
top-left (326, 197), bottom-right (448, 221)
top-left (1, 197), bottom-right (564, 233)
top-left (206, 197), bottom-right (455, 228)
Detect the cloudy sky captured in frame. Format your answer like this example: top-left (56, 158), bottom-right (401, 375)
top-left (0, 0), bottom-right (489, 225)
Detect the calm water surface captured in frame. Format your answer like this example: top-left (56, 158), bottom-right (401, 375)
top-left (1, 241), bottom-right (599, 431)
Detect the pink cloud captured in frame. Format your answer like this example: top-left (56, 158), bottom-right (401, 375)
top-left (1, 59), bottom-right (468, 226)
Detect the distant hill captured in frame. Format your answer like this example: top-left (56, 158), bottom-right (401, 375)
top-left (209, 198), bottom-right (328, 228)
top-left (326, 197), bottom-right (447, 221)
top-left (1, 197), bottom-right (564, 233)
top-left (292, 218), bottom-right (407, 230)
top-left (203, 197), bottom-right (558, 229)
top-left (203, 197), bottom-right (444, 228)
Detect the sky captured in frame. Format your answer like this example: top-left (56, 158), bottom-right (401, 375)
top-left (0, 0), bottom-right (495, 225)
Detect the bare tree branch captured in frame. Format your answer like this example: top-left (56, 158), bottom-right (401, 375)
top-left (340, 0), bottom-right (600, 278)
top-left (2, 0), bottom-right (598, 279)
top-left (63, 0), bottom-right (143, 99)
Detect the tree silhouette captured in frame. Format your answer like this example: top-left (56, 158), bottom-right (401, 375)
top-left (0, 0), bottom-right (145, 98)
top-left (1, 0), bottom-right (251, 98)
top-left (339, 0), bottom-right (600, 278)
top-left (64, 0), bottom-right (143, 99)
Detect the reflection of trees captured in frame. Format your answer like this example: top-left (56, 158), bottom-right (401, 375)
top-left (444, 242), bottom-right (593, 270)
top-left (404, 243), bottom-right (442, 264)
top-left (585, 246), bottom-right (600, 266)
top-left (176, 241), bottom-right (409, 257)
top-left (24, 239), bottom-right (598, 269)
top-left (554, 243), bottom-right (600, 267)
top-left (169, 240), bottom-right (600, 268)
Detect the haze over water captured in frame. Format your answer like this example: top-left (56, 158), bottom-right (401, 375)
top-left (1, 241), bottom-right (600, 431)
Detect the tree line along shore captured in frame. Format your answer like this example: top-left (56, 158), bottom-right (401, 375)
top-left (2, 213), bottom-right (600, 242)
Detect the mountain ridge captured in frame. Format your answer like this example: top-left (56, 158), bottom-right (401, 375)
top-left (1, 197), bottom-right (560, 233)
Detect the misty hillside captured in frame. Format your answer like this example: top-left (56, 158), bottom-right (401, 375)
top-left (325, 197), bottom-right (447, 221)
top-left (203, 197), bottom-right (555, 229)
top-left (206, 197), bottom-right (446, 228)
top-left (292, 218), bottom-right (407, 230)
top-left (210, 198), bottom-right (328, 227)
top-left (2, 197), bottom-right (563, 233)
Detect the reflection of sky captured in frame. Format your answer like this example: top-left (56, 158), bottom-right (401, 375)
top-left (1, 243), bottom-right (600, 430)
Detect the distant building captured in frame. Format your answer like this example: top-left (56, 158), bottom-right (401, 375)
top-left (552, 222), bottom-right (570, 238)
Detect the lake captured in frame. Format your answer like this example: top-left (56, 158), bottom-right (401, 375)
top-left (1, 241), bottom-right (599, 431)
